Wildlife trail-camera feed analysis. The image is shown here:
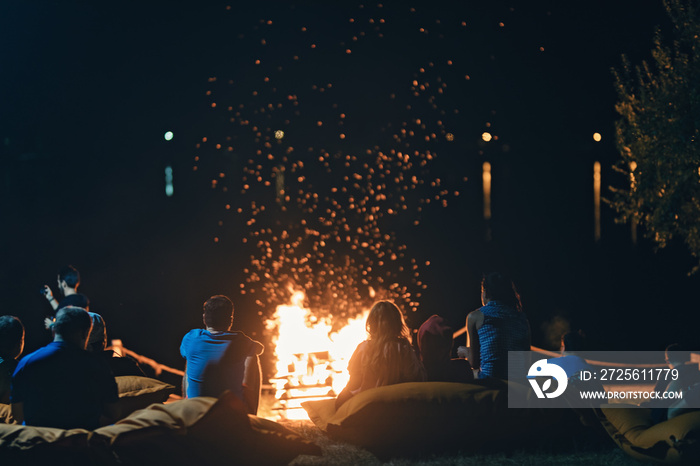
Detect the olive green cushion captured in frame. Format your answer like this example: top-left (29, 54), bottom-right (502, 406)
top-left (93, 392), bottom-right (320, 465)
top-left (115, 376), bottom-right (176, 419)
top-left (600, 404), bottom-right (700, 463)
top-left (303, 381), bottom-right (563, 457)
top-left (0, 423), bottom-right (91, 464)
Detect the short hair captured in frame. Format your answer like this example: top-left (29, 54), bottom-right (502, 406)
top-left (203, 295), bottom-right (234, 329)
top-left (58, 265), bottom-right (81, 288)
top-left (561, 331), bottom-right (586, 352)
top-left (481, 272), bottom-right (522, 311)
top-left (0, 316), bottom-right (24, 359)
top-left (665, 343), bottom-right (690, 366)
top-left (54, 306), bottom-right (92, 340)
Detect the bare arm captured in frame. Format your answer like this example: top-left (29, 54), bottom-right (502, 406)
top-left (182, 361), bottom-right (188, 398)
top-left (335, 343), bottom-right (365, 409)
top-left (242, 355), bottom-right (261, 415)
top-left (43, 286), bottom-right (59, 312)
top-left (466, 310), bottom-right (484, 370)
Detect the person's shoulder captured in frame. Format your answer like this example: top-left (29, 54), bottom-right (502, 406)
top-left (182, 328), bottom-right (206, 342)
top-left (14, 344), bottom-right (56, 373)
top-left (59, 294), bottom-right (90, 309)
top-left (354, 340), bottom-right (371, 354)
top-left (230, 331), bottom-right (264, 355)
top-left (0, 358), bottom-right (15, 373)
top-left (467, 308), bottom-right (484, 325)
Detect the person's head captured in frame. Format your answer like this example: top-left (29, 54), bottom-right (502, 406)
top-left (203, 295), bottom-right (234, 331)
top-left (0, 315), bottom-right (25, 360)
top-left (53, 306), bottom-right (92, 349)
top-left (57, 265), bottom-right (80, 291)
top-left (481, 272), bottom-right (522, 311)
top-left (560, 330), bottom-right (586, 354)
top-left (417, 315), bottom-right (453, 363)
top-left (665, 343), bottom-right (690, 368)
top-left (366, 300), bottom-right (410, 343)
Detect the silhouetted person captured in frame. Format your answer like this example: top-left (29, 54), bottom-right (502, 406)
top-left (0, 316), bottom-right (25, 404)
top-left (11, 306), bottom-right (118, 429)
top-left (417, 315), bottom-right (473, 383)
top-left (651, 344), bottom-right (700, 422)
top-left (336, 301), bottom-right (425, 409)
top-left (42, 265), bottom-right (107, 352)
top-left (550, 330), bottom-right (591, 379)
top-left (180, 295), bottom-right (264, 414)
top-left (458, 272), bottom-right (531, 380)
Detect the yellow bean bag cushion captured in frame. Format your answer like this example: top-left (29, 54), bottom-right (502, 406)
top-left (92, 391), bottom-right (320, 465)
top-left (114, 375), bottom-right (176, 420)
top-left (303, 381), bottom-right (565, 457)
top-left (0, 422), bottom-right (91, 465)
top-left (0, 392), bottom-right (319, 466)
top-left (599, 404), bottom-right (700, 463)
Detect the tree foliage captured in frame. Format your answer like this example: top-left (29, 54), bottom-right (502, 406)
top-left (611, 0), bottom-right (700, 272)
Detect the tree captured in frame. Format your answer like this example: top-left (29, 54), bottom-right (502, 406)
top-left (610, 0), bottom-right (700, 272)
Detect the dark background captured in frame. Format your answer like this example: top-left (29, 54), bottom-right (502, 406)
top-left (2, 1), bottom-right (697, 377)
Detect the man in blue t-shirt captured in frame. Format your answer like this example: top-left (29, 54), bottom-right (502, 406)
top-left (180, 295), bottom-right (264, 414)
top-left (11, 306), bottom-right (119, 429)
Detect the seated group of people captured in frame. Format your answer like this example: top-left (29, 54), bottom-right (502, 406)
top-left (336, 272), bottom-right (531, 407)
top-left (0, 265), bottom-right (118, 430)
top-left (5, 265), bottom-right (694, 431)
top-left (0, 265), bottom-right (266, 430)
top-left (1, 269), bottom-right (532, 428)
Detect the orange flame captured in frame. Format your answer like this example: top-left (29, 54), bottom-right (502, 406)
top-left (266, 289), bottom-right (369, 419)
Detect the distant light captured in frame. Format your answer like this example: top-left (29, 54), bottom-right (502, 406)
top-left (164, 131), bottom-right (174, 141)
top-left (482, 132), bottom-right (492, 142)
top-left (165, 166), bottom-right (174, 197)
top-left (482, 162), bottom-right (492, 220)
top-left (446, 133), bottom-right (454, 141)
top-left (275, 130), bottom-right (284, 139)
top-left (594, 161), bottom-right (601, 242)
top-left (593, 132), bottom-right (602, 142)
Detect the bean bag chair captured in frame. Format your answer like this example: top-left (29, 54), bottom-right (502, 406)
top-left (91, 391), bottom-right (321, 466)
top-left (599, 404), bottom-right (700, 463)
top-left (302, 381), bottom-right (567, 458)
top-left (0, 376), bottom-right (173, 427)
top-left (0, 392), bottom-right (319, 466)
top-left (114, 375), bottom-right (175, 420)
top-left (0, 423), bottom-right (92, 466)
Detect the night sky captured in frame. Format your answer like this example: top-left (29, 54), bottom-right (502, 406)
top-left (2, 1), bottom-right (698, 375)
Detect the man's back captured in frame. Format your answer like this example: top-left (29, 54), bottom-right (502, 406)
top-left (11, 341), bottom-right (118, 430)
top-left (180, 329), bottom-right (263, 400)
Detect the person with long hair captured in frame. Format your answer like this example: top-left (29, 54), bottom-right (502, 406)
top-left (335, 301), bottom-right (425, 408)
top-left (460, 272), bottom-right (531, 380)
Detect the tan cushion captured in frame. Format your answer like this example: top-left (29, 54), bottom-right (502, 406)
top-left (187, 391), bottom-right (320, 465)
top-left (600, 404), bottom-right (700, 463)
top-left (0, 403), bottom-right (16, 425)
top-left (303, 381), bottom-right (562, 457)
top-left (92, 392), bottom-right (319, 465)
top-left (0, 423), bottom-right (90, 463)
top-left (92, 396), bottom-right (215, 444)
top-left (115, 376), bottom-right (176, 419)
